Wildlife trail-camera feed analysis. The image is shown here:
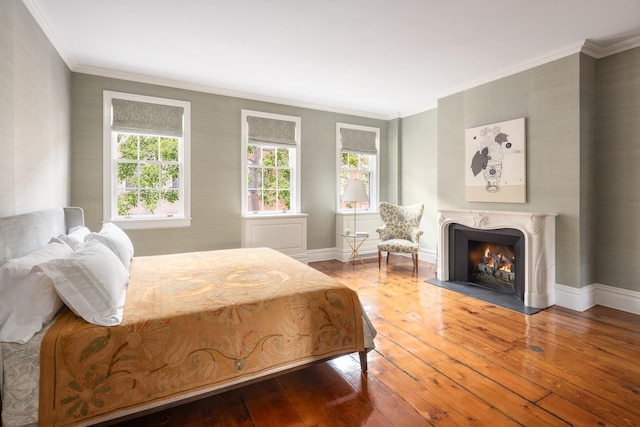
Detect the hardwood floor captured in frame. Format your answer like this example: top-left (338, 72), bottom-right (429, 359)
top-left (115, 256), bottom-right (640, 426)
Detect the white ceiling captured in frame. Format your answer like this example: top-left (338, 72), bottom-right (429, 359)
top-left (26, 0), bottom-right (640, 119)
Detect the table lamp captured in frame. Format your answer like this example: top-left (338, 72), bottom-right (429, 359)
top-left (342, 178), bottom-right (369, 234)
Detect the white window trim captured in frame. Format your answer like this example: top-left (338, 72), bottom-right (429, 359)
top-left (336, 122), bottom-right (380, 212)
top-left (102, 91), bottom-right (191, 230)
top-left (241, 109), bottom-right (302, 216)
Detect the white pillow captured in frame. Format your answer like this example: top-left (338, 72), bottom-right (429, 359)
top-left (0, 272), bottom-right (64, 343)
top-left (57, 226), bottom-right (91, 250)
top-left (0, 239), bottom-right (72, 272)
top-left (35, 240), bottom-right (129, 326)
top-left (0, 240), bottom-right (72, 343)
top-left (69, 225), bottom-right (90, 235)
top-left (85, 222), bottom-right (134, 269)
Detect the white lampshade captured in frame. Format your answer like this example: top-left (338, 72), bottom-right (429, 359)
top-left (342, 179), bottom-right (369, 203)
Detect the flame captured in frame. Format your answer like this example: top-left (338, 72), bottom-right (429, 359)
top-left (484, 246), bottom-right (514, 272)
top-left (484, 247), bottom-right (494, 267)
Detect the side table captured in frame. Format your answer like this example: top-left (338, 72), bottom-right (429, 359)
top-left (341, 232), bottom-right (369, 267)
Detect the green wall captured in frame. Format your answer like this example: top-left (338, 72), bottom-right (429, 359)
top-left (70, 74), bottom-right (388, 256)
top-left (595, 47), bottom-right (640, 292)
top-left (0, 0), bottom-right (71, 217)
top-left (579, 54), bottom-right (597, 289)
top-left (399, 110), bottom-right (438, 257)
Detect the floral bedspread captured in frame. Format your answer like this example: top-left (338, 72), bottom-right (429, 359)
top-left (39, 248), bottom-right (367, 426)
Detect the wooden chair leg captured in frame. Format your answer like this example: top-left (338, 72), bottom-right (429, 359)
top-left (413, 253), bottom-right (418, 271)
top-left (386, 252), bottom-right (390, 264)
top-left (377, 251), bottom-right (381, 269)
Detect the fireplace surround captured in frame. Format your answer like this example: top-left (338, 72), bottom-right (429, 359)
top-left (437, 210), bottom-right (558, 309)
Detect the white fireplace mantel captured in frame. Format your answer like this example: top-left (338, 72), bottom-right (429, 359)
top-left (437, 209), bottom-right (558, 309)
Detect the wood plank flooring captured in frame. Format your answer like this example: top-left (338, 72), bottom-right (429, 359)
top-left (115, 256), bottom-right (640, 426)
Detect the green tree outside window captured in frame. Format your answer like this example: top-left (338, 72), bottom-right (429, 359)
top-left (116, 134), bottom-right (180, 216)
top-left (247, 145), bottom-right (291, 212)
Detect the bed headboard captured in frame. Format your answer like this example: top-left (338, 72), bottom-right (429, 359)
top-left (0, 207), bottom-right (83, 404)
top-left (0, 207), bottom-right (85, 266)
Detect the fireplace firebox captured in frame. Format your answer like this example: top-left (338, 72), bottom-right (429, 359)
top-left (448, 224), bottom-right (525, 301)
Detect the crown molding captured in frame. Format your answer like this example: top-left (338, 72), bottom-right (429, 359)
top-left (21, 0), bottom-right (77, 69)
top-left (582, 35), bottom-right (640, 59)
top-left (73, 65), bottom-right (393, 121)
top-left (437, 41), bottom-right (586, 101)
top-left (437, 36), bottom-right (640, 104)
top-left (74, 33), bottom-right (639, 121)
top-left (399, 102), bottom-right (438, 119)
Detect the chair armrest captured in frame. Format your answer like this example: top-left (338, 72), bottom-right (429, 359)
top-left (411, 229), bottom-right (423, 244)
top-left (376, 225), bottom-right (389, 241)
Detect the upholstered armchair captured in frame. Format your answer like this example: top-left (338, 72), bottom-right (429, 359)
top-left (376, 202), bottom-right (424, 270)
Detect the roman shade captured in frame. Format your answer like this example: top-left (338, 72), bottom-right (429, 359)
top-left (340, 128), bottom-right (377, 154)
top-left (247, 116), bottom-right (297, 146)
top-left (112, 98), bottom-right (184, 137)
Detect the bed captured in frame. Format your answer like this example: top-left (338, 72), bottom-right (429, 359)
top-left (0, 208), bottom-right (376, 426)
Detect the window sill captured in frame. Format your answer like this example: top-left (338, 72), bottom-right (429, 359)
top-left (241, 213), bottom-right (309, 220)
top-left (336, 210), bottom-right (379, 215)
top-left (108, 217), bottom-right (192, 230)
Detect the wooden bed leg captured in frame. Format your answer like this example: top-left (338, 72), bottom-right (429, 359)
top-left (358, 351), bottom-right (368, 372)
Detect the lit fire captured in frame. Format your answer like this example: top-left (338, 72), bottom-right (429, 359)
top-left (484, 247), bottom-right (514, 272)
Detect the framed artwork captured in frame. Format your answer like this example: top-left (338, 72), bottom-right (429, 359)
top-left (465, 117), bottom-right (526, 203)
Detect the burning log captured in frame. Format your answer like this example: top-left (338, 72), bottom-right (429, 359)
top-left (478, 247), bottom-right (516, 281)
top-left (489, 252), bottom-right (501, 266)
top-left (474, 245), bottom-right (516, 291)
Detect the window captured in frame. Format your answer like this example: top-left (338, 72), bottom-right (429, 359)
top-left (103, 91), bottom-right (191, 229)
top-left (242, 110), bottom-right (301, 214)
top-left (337, 123), bottom-right (379, 211)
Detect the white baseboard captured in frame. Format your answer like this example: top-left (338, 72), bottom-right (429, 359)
top-left (289, 253), bottom-right (310, 264)
top-left (307, 248), bottom-right (336, 263)
top-left (555, 283), bottom-right (640, 315)
top-left (308, 247), bottom-right (378, 263)
top-left (419, 248), bottom-right (437, 265)
top-left (307, 247), bottom-right (436, 264)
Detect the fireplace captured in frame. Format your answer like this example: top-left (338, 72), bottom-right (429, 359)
top-left (448, 224), bottom-right (525, 300)
top-left (437, 210), bottom-right (558, 309)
